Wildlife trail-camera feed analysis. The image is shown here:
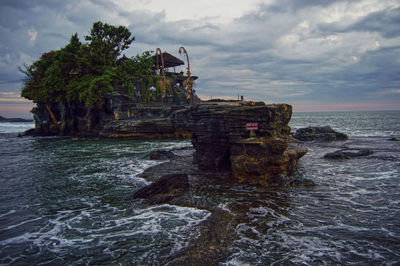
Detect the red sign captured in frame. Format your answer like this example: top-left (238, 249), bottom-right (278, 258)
top-left (246, 122), bottom-right (258, 131)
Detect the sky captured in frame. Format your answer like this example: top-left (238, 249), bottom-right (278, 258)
top-left (0, 0), bottom-right (399, 118)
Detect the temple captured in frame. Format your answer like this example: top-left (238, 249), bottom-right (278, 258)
top-left (29, 49), bottom-right (200, 137)
top-left (107, 51), bottom-right (200, 121)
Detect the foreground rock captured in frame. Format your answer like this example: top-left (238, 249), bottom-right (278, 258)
top-left (324, 148), bottom-right (374, 159)
top-left (133, 147), bottom-right (314, 264)
top-left (133, 173), bottom-right (189, 204)
top-left (149, 149), bottom-right (180, 160)
top-left (189, 101), bottom-right (307, 187)
top-left (293, 126), bottom-right (348, 141)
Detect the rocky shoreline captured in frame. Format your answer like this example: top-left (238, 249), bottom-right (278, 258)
top-left (133, 145), bottom-right (314, 264)
top-left (24, 98), bottom-right (381, 264)
top-left (131, 123), bottom-right (380, 264)
top-left (26, 100), bottom-right (308, 186)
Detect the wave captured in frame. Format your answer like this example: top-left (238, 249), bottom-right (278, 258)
top-left (0, 122), bottom-right (34, 133)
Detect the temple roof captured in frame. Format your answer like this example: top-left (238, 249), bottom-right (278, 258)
top-left (152, 52), bottom-right (185, 68)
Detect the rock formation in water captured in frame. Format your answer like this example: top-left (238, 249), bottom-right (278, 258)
top-left (29, 97), bottom-right (307, 186)
top-left (28, 94), bottom-right (195, 138)
top-left (133, 173), bottom-right (189, 204)
top-left (189, 101), bottom-right (307, 186)
top-left (324, 148), bottom-right (374, 159)
top-left (293, 126), bottom-right (348, 141)
top-left (99, 105), bottom-right (192, 139)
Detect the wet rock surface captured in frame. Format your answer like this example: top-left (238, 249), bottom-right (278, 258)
top-left (293, 126), bottom-right (348, 141)
top-left (324, 148), bottom-right (374, 159)
top-left (99, 108), bottom-right (192, 139)
top-left (149, 149), bottom-right (180, 160)
top-left (26, 95), bottom-right (192, 139)
top-left (188, 101), bottom-right (307, 186)
top-left (134, 147), bottom-right (314, 265)
top-left (133, 173), bottom-right (189, 204)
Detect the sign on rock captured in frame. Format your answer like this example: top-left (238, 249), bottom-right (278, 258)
top-left (246, 123), bottom-right (258, 131)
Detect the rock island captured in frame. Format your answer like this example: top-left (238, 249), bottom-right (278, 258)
top-left (20, 21), bottom-right (306, 186)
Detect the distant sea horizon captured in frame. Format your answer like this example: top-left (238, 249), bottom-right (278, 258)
top-left (2, 107), bottom-right (400, 120)
top-left (294, 108), bottom-right (400, 113)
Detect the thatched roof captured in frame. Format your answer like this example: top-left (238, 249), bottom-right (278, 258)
top-left (153, 52), bottom-right (184, 68)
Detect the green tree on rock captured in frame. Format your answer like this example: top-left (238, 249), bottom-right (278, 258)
top-left (84, 21), bottom-right (135, 72)
top-left (21, 21), bottom-right (140, 110)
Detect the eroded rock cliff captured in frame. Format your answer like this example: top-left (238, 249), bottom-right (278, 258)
top-left (189, 101), bottom-right (307, 186)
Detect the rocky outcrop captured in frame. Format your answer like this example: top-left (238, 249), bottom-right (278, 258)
top-left (29, 101), bottom-right (112, 136)
top-left (188, 101), bottom-right (307, 186)
top-left (99, 118), bottom-right (188, 139)
top-left (149, 149), bottom-right (180, 160)
top-left (324, 148), bottom-right (373, 159)
top-left (133, 173), bottom-right (189, 204)
top-left (99, 107), bottom-right (191, 139)
top-left (293, 126), bottom-right (348, 142)
top-left (27, 94), bottom-right (192, 138)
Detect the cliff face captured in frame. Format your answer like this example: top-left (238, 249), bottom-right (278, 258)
top-left (31, 101), bottom-right (111, 136)
top-left (99, 108), bottom-right (191, 139)
top-left (188, 101), bottom-right (307, 186)
top-left (30, 97), bottom-right (306, 186)
top-left (30, 93), bottom-right (192, 138)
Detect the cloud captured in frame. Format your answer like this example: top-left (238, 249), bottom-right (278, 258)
top-left (319, 7), bottom-right (400, 38)
top-left (27, 28), bottom-right (38, 41)
top-left (0, 0), bottom-right (399, 113)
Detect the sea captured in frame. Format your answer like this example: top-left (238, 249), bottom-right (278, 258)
top-left (0, 110), bottom-right (399, 265)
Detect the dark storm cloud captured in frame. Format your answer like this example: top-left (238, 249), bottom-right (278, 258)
top-left (0, 0), bottom-right (399, 110)
top-left (319, 7), bottom-right (400, 38)
top-left (0, 0), bottom-right (68, 12)
top-left (248, 0), bottom-right (359, 14)
top-left (350, 7), bottom-right (400, 38)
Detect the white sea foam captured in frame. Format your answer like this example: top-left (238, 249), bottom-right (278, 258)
top-left (0, 201), bottom-right (210, 262)
top-left (2, 216), bottom-right (43, 231)
top-left (0, 122), bottom-right (34, 133)
top-left (217, 203), bottom-right (233, 214)
top-left (0, 209), bottom-right (16, 218)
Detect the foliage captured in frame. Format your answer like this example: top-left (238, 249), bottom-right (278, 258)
top-left (85, 21), bottom-right (134, 67)
top-left (20, 21), bottom-right (155, 109)
top-left (115, 51), bottom-right (153, 89)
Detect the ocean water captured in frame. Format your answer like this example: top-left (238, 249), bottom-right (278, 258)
top-left (1, 111), bottom-right (399, 265)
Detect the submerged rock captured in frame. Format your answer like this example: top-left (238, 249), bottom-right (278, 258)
top-left (293, 126), bottom-right (348, 142)
top-left (149, 149), bottom-right (179, 160)
top-left (324, 148), bottom-right (374, 159)
top-left (388, 137), bottom-right (399, 141)
top-left (133, 173), bottom-right (189, 204)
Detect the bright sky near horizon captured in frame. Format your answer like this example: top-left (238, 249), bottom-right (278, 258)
top-left (0, 0), bottom-right (399, 118)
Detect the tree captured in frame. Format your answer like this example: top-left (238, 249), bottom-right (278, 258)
top-left (84, 21), bottom-right (135, 70)
top-left (20, 22), bottom-right (143, 109)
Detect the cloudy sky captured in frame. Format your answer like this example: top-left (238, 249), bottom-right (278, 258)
top-left (0, 0), bottom-right (399, 117)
